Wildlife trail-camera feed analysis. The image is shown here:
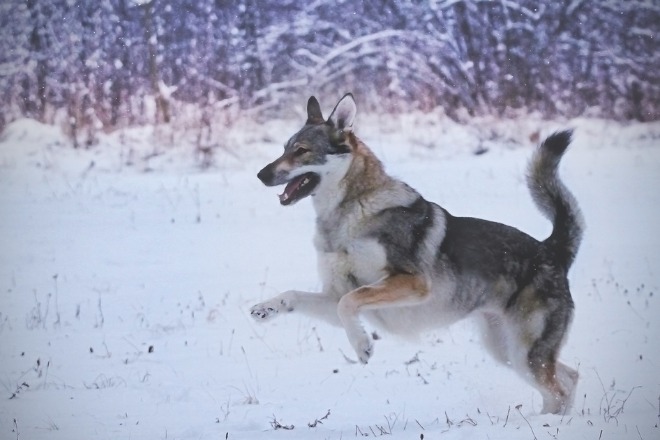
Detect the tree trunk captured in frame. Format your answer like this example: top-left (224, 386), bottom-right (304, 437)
top-left (145, 0), bottom-right (170, 124)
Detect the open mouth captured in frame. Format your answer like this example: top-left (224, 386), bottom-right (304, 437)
top-left (279, 172), bottom-right (320, 205)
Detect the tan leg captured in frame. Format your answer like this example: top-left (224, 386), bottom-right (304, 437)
top-left (337, 274), bottom-right (429, 363)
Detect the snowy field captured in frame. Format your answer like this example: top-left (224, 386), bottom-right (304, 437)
top-left (0, 115), bottom-right (659, 439)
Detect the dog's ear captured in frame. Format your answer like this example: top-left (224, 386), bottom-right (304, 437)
top-left (328, 93), bottom-right (356, 131)
top-left (306, 96), bottom-right (324, 125)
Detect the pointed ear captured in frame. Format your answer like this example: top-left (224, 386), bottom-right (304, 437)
top-left (306, 96), bottom-right (324, 124)
top-left (328, 93), bottom-right (357, 131)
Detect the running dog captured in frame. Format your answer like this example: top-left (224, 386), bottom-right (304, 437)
top-left (250, 94), bottom-right (584, 414)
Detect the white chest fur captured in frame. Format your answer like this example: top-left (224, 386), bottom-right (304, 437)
top-left (314, 230), bottom-right (387, 298)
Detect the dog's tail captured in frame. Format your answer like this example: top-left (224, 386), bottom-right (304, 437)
top-left (527, 130), bottom-right (584, 270)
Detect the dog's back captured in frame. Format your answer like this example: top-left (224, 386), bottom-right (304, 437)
top-left (436, 131), bottom-right (584, 310)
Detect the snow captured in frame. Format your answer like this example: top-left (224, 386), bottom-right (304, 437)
top-left (0, 115), bottom-right (659, 439)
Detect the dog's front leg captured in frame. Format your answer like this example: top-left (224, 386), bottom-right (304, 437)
top-left (250, 290), bottom-right (341, 326)
top-left (337, 274), bottom-right (430, 364)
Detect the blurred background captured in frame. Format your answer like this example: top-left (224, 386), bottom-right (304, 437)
top-left (1, 0), bottom-right (658, 148)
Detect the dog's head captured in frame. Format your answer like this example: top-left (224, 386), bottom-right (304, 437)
top-left (257, 94), bottom-right (357, 205)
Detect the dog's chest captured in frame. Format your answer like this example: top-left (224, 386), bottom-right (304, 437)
top-left (314, 219), bottom-right (387, 292)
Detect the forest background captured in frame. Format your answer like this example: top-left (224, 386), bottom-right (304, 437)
top-left (1, 0), bottom-right (658, 148)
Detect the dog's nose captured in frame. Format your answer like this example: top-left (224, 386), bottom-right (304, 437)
top-left (257, 166), bottom-right (272, 185)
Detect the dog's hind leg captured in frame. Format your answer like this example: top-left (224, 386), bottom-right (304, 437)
top-left (337, 273), bottom-right (430, 364)
top-left (477, 311), bottom-right (511, 365)
top-left (526, 309), bottom-right (578, 414)
top-left (527, 355), bottom-right (578, 414)
top-left (251, 290), bottom-right (342, 326)
top-left (505, 285), bottom-right (577, 414)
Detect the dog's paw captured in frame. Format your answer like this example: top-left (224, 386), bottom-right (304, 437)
top-left (250, 297), bottom-right (292, 321)
top-left (250, 302), bottom-right (278, 321)
top-left (354, 335), bottom-right (374, 364)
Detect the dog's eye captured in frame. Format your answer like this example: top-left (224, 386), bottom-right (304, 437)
top-left (293, 146), bottom-right (308, 157)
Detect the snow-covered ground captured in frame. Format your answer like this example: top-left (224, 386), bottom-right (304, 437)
top-left (0, 114), bottom-right (658, 439)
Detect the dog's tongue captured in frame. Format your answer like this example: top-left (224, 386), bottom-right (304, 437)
top-left (279, 175), bottom-right (305, 205)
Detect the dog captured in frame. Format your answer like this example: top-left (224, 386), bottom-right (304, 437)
top-left (250, 94), bottom-right (584, 414)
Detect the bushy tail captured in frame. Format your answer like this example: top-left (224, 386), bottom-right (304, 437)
top-left (527, 130), bottom-right (584, 270)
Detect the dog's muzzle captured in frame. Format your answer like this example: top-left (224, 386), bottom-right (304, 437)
top-left (257, 163), bottom-right (320, 206)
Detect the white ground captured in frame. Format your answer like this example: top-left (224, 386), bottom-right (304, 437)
top-left (0, 114), bottom-right (658, 440)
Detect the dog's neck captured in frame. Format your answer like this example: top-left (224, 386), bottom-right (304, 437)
top-left (312, 135), bottom-right (390, 219)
